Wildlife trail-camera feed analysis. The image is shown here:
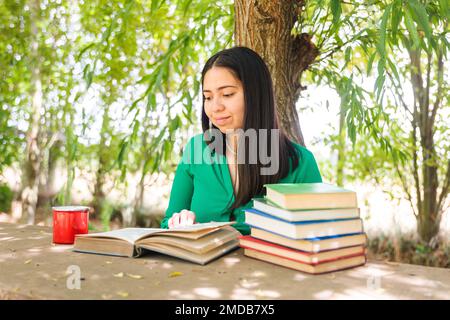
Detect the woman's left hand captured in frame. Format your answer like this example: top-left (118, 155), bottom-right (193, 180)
top-left (168, 209), bottom-right (196, 228)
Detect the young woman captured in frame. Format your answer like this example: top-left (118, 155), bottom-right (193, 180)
top-left (160, 46), bottom-right (322, 235)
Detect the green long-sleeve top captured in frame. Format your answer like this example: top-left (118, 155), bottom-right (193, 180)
top-left (161, 133), bottom-right (323, 235)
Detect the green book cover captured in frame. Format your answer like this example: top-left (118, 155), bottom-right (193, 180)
top-left (264, 183), bottom-right (354, 195)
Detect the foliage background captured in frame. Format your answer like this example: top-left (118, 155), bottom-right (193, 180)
top-left (0, 0), bottom-right (448, 267)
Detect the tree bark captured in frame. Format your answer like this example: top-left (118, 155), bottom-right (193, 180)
top-left (92, 109), bottom-right (110, 220)
top-left (20, 0), bottom-right (42, 225)
top-left (234, 0), bottom-right (319, 146)
top-left (336, 104), bottom-right (346, 187)
top-left (408, 48), bottom-right (441, 243)
top-left (37, 138), bottom-right (62, 209)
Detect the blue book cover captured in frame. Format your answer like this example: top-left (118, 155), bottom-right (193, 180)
top-left (244, 208), bottom-right (360, 225)
top-left (248, 225), bottom-right (365, 241)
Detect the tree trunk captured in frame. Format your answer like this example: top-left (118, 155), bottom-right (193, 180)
top-left (38, 138), bottom-right (62, 208)
top-left (234, 0), bottom-right (319, 146)
top-left (409, 49), bottom-right (442, 243)
top-left (92, 109), bottom-right (110, 220)
top-left (20, 0), bottom-right (42, 225)
top-left (336, 104), bottom-right (346, 187)
top-left (417, 135), bottom-right (440, 243)
top-left (131, 151), bottom-right (148, 228)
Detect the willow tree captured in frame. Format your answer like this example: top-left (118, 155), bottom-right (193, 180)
top-left (0, 1), bottom-right (25, 174)
top-left (77, 0), bottom-right (234, 226)
top-left (18, 0), bottom-right (43, 224)
top-left (302, 0), bottom-right (449, 243)
top-left (235, 0), bottom-right (449, 243)
top-left (2, 0), bottom-right (83, 224)
top-left (357, 0), bottom-right (449, 243)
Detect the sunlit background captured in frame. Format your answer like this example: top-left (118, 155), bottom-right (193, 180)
top-left (0, 0), bottom-right (449, 267)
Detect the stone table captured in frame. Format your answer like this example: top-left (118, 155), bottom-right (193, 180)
top-left (0, 222), bottom-right (449, 300)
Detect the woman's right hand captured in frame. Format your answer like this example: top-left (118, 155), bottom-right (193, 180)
top-left (168, 209), bottom-right (196, 229)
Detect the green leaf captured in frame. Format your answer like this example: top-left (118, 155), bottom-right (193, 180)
top-left (82, 64), bottom-right (93, 90)
top-left (151, 0), bottom-right (162, 14)
top-left (151, 152), bottom-right (161, 172)
top-left (129, 95), bottom-right (145, 115)
top-left (377, 4), bottom-right (392, 59)
top-left (131, 120), bottom-right (140, 142)
top-left (147, 93), bottom-right (157, 111)
top-left (404, 7), bottom-right (421, 49)
top-left (163, 140), bottom-right (172, 161)
top-left (76, 43), bottom-right (96, 61)
top-left (367, 51), bottom-right (377, 76)
top-left (101, 21), bottom-right (114, 44)
top-left (347, 122), bottom-right (356, 145)
top-left (118, 139), bottom-right (129, 168)
top-left (344, 46), bottom-right (352, 68)
top-left (185, 92), bottom-right (193, 122)
top-left (439, 0), bottom-right (449, 17)
top-left (374, 60), bottom-right (385, 103)
top-left (330, 0), bottom-right (342, 25)
top-left (387, 58), bottom-right (400, 84)
top-left (182, 0), bottom-right (194, 17)
top-left (390, 0), bottom-right (402, 45)
top-left (151, 130), bottom-right (166, 151)
top-left (408, 0), bottom-right (435, 50)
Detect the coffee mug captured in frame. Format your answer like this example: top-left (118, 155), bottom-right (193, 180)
top-left (52, 206), bottom-right (90, 244)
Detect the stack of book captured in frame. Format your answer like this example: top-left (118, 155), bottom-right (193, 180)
top-left (239, 183), bottom-right (367, 274)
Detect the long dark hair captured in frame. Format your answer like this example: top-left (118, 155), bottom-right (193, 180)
top-left (201, 46), bottom-right (299, 211)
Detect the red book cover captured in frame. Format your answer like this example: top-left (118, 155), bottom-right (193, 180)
top-left (239, 235), bottom-right (366, 266)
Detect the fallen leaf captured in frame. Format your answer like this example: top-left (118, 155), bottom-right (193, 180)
top-left (24, 259), bottom-right (32, 265)
top-left (169, 271), bottom-right (183, 278)
top-left (116, 291), bottom-right (129, 298)
top-left (113, 272), bottom-right (124, 278)
top-left (126, 273), bottom-right (143, 279)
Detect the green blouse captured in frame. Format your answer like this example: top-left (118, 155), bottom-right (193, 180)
top-left (160, 133), bottom-right (322, 235)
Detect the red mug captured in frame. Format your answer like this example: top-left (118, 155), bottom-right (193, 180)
top-left (52, 206), bottom-right (89, 244)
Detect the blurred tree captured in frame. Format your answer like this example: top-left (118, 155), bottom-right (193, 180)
top-left (0, 1), bottom-right (24, 173)
top-left (76, 0), bottom-right (234, 225)
top-left (1, 0), bottom-right (447, 244)
top-left (361, 0), bottom-right (449, 243)
top-left (2, 0), bottom-right (85, 223)
top-left (310, 0), bottom-right (449, 243)
top-left (19, 0), bottom-right (44, 224)
top-left (233, 0), bottom-right (448, 243)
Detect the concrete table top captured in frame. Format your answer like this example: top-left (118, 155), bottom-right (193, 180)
top-left (0, 222), bottom-right (449, 300)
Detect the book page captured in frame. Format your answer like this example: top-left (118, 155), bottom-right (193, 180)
top-left (75, 222), bottom-right (236, 244)
top-left (76, 228), bottom-right (161, 244)
top-left (165, 221), bottom-right (235, 232)
top-left (137, 226), bottom-right (240, 254)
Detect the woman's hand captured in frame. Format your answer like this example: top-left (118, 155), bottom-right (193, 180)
top-left (168, 209), bottom-right (196, 229)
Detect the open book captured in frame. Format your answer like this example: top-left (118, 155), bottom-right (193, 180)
top-left (73, 222), bottom-right (240, 265)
